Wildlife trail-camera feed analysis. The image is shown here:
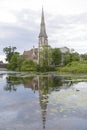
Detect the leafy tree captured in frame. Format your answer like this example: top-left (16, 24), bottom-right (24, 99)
top-left (70, 52), bottom-right (80, 62)
top-left (80, 54), bottom-right (87, 60)
top-left (7, 52), bottom-right (20, 70)
top-left (21, 59), bottom-right (37, 71)
top-left (38, 44), bottom-right (55, 72)
top-left (51, 48), bottom-right (62, 66)
top-left (64, 52), bottom-right (80, 65)
top-left (39, 44), bottom-right (52, 67)
top-left (16, 55), bottom-right (25, 71)
top-left (3, 46), bottom-right (17, 62)
top-left (64, 52), bottom-right (71, 65)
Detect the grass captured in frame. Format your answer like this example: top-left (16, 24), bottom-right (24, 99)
top-left (57, 61), bottom-right (87, 73)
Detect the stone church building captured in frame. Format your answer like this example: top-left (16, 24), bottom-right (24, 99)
top-left (23, 8), bottom-right (70, 64)
top-left (23, 7), bottom-right (48, 63)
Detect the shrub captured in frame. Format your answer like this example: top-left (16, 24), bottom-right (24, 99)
top-left (57, 61), bottom-right (87, 73)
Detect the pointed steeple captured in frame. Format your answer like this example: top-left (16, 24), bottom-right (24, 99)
top-left (39, 7), bottom-right (48, 38)
top-left (38, 7), bottom-right (48, 64)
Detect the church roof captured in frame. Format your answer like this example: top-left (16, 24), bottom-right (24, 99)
top-left (23, 48), bottom-right (38, 60)
top-left (39, 7), bottom-right (48, 38)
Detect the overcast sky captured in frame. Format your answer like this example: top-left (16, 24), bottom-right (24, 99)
top-left (0, 0), bottom-right (87, 61)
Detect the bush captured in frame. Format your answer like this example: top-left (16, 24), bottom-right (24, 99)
top-left (57, 61), bottom-right (87, 73)
top-left (21, 59), bottom-right (37, 71)
top-left (36, 65), bottom-right (55, 72)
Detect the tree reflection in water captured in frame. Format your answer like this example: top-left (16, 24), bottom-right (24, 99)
top-left (4, 75), bottom-right (73, 129)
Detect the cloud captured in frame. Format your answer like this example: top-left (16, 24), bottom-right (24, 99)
top-left (46, 12), bottom-right (87, 53)
top-left (15, 9), bottom-right (40, 30)
top-left (44, 0), bottom-right (87, 15)
top-left (0, 9), bottom-right (41, 55)
top-left (0, 4), bottom-right (87, 60)
top-left (0, 22), bottom-right (38, 55)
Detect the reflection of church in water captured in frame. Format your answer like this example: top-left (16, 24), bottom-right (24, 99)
top-left (23, 75), bottom-right (63, 129)
top-left (5, 74), bottom-right (67, 129)
top-left (24, 76), bottom-right (50, 129)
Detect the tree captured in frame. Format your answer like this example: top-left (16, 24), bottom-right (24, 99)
top-left (7, 52), bottom-right (20, 70)
top-left (39, 44), bottom-right (52, 67)
top-left (21, 59), bottom-right (37, 71)
top-left (64, 52), bottom-right (71, 65)
top-left (70, 52), bottom-right (80, 62)
top-left (51, 48), bottom-right (62, 66)
top-left (64, 52), bottom-right (80, 65)
top-left (3, 46), bottom-right (17, 62)
top-left (80, 54), bottom-right (87, 61)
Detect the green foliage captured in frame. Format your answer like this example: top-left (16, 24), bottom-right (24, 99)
top-left (7, 52), bottom-right (20, 70)
top-left (64, 52), bottom-right (80, 65)
top-left (51, 48), bottom-right (62, 66)
top-left (63, 52), bottom-right (71, 65)
top-left (57, 61), bottom-right (87, 73)
top-left (3, 46), bottom-right (82, 73)
top-left (38, 44), bottom-right (57, 72)
top-left (3, 46), bottom-right (17, 62)
top-left (80, 54), bottom-right (87, 60)
top-left (3, 46), bottom-right (34, 71)
top-left (16, 55), bottom-right (25, 71)
top-left (37, 65), bottom-right (55, 72)
top-left (39, 44), bottom-right (52, 67)
top-left (21, 59), bottom-right (37, 71)
top-left (70, 52), bottom-right (80, 62)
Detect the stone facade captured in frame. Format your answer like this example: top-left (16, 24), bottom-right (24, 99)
top-left (23, 47), bottom-right (38, 63)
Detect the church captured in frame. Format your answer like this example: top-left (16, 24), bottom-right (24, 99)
top-left (23, 7), bottom-right (48, 64)
top-left (23, 7), bottom-right (70, 64)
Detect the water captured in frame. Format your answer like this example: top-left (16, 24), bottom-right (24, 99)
top-left (0, 72), bottom-right (87, 130)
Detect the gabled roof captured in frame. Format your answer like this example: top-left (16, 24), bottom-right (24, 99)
top-left (23, 48), bottom-right (38, 60)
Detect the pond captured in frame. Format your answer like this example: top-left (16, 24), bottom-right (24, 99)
top-left (0, 71), bottom-right (87, 130)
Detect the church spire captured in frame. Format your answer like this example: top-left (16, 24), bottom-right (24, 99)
top-left (38, 7), bottom-right (48, 64)
top-left (39, 7), bottom-right (48, 38)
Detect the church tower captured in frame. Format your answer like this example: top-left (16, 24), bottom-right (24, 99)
top-left (38, 7), bottom-right (48, 63)
top-left (38, 7), bottom-right (48, 47)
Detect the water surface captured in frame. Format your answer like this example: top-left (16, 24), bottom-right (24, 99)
top-left (0, 72), bottom-right (87, 130)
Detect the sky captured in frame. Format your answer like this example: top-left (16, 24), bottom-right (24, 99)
top-left (0, 0), bottom-right (87, 62)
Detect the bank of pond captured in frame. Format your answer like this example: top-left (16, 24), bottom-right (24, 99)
top-left (6, 60), bottom-right (87, 74)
